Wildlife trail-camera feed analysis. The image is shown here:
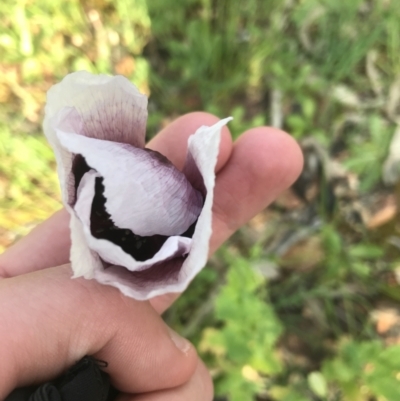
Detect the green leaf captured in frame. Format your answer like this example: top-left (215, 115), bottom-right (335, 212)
top-left (308, 371), bottom-right (328, 398)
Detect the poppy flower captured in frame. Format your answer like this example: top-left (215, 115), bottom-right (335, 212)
top-left (43, 71), bottom-right (231, 300)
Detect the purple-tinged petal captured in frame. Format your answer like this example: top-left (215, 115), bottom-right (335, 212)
top-left (94, 257), bottom-right (186, 300)
top-left (42, 72), bottom-right (148, 206)
top-left (57, 131), bottom-right (203, 237)
top-left (44, 71), bottom-right (147, 147)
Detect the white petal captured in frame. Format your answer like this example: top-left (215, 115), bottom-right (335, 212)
top-left (167, 117), bottom-right (233, 291)
top-left (43, 71), bottom-right (148, 206)
top-left (87, 118), bottom-right (233, 300)
top-left (68, 170), bottom-right (103, 279)
top-left (74, 169), bottom-right (100, 227)
top-left (57, 131), bottom-right (203, 237)
top-left (69, 212), bottom-right (101, 279)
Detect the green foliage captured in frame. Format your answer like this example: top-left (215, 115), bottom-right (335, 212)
top-left (321, 223), bottom-right (386, 280)
top-left (0, 122), bottom-right (59, 245)
top-left (0, 0), bottom-right (151, 69)
top-left (344, 115), bottom-right (393, 192)
top-left (323, 340), bottom-right (400, 401)
top-left (292, 0), bottom-right (383, 82)
top-left (146, 0), bottom-right (287, 117)
top-left (199, 252), bottom-right (283, 401)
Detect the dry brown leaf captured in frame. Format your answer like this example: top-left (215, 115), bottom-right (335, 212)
top-left (247, 210), bottom-right (277, 233)
top-left (280, 235), bottom-right (324, 271)
top-left (375, 309), bottom-right (399, 334)
top-left (371, 302), bottom-right (400, 345)
top-left (367, 194), bottom-right (397, 229)
top-left (274, 188), bottom-right (303, 209)
top-left (115, 56), bottom-right (136, 76)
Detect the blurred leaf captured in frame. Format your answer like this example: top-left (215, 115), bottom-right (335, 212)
top-left (307, 371), bottom-right (328, 398)
top-left (348, 244), bottom-right (385, 260)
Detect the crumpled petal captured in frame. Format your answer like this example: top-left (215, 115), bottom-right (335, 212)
top-left (92, 118), bottom-right (232, 300)
top-left (57, 131), bottom-right (203, 236)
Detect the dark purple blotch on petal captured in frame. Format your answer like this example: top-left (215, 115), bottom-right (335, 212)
top-left (72, 154), bottom-right (91, 193)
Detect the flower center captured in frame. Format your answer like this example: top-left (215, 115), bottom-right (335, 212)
top-left (72, 154), bottom-right (197, 262)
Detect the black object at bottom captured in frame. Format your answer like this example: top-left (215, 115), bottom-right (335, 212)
top-left (5, 356), bottom-right (119, 401)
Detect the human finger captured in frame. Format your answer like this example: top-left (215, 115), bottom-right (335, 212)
top-left (211, 127), bottom-right (303, 252)
top-left (117, 360), bottom-right (213, 401)
top-left (150, 127), bottom-right (303, 314)
top-left (0, 265), bottom-right (198, 399)
top-left (0, 208), bottom-right (70, 278)
top-left (0, 112), bottom-right (233, 278)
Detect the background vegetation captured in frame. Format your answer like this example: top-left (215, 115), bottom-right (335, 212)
top-left (1, 0), bottom-right (400, 400)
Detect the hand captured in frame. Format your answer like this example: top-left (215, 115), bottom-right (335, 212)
top-left (0, 112), bottom-right (303, 400)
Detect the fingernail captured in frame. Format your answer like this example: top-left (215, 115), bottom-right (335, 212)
top-left (168, 327), bottom-right (191, 355)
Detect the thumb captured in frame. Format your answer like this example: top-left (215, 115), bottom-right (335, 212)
top-left (0, 265), bottom-right (197, 399)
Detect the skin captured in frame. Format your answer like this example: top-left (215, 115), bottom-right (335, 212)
top-left (0, 112), bottom-right (303, 401)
